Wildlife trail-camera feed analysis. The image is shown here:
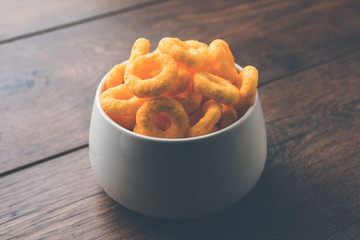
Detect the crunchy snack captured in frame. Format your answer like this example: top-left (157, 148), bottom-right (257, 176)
top-left (100, 37), bottom-right (259, 138)
top-left (209, 39), bottom-right (239, 86)
top-left (188, 100), bottom-right (221, 137)
top-left (158, 37), bottom-right (205, 69)
top-left (234, 66), bottom-right (258, 115)
top-left (219, 105), bottom-right (238, 129)
top-left (193, 72), bottom-right (240, 105)
top-left (107, 114), bottom-right (136, 130)
top-left (124, 50), bottom-right (178, 97)
top-left (128, 38), bottom-right (150, 63)
top-left (104, 63), bottom-right (126, 90)
top-left (173, 87), bottom-right (202, 115)
top-left (135, 97), bottom-right (189, 138)
top-left (100, 84), bottom-right (146, 115)
top-left (166, 67), bottom-right (192, 96)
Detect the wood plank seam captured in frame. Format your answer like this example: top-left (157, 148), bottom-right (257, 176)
top-left (0, 0), bottom-right (169, 46)
top-left (0, 144), bottom-right (88, 178)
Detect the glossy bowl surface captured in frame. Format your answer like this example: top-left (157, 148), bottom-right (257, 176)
top-left (89, 64), bottom-right (267, 219)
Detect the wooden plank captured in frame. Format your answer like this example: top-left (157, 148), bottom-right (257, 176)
top-left (1, 51), bottom-right (359, 239)
top-left (1, 0), bottom-right (360, 173)
top-left (0, 0), bottom-right (157, 42)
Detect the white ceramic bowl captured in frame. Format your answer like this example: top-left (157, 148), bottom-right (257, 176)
top-left (89, 64), bottom-right (267, 219)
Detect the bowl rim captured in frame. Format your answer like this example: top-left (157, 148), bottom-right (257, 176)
top-left (95, 63), bottom-right (259, 142)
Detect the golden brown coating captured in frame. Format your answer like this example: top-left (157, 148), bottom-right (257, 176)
top-left (219, 105), bottom-right (239, 129)
top-left (104, 63), bottom-right (127, 90)
top-left (159, 37), bottom-right (205, 69)
top-left (188, 100), bottom-right (221, 137)
top-left (100, 84), bottom-right (147, 116)
top-left (124, 51), bottom-right (178, 97)
top-left (129, 38), bottom-right (150, 63)
top-left (234, 66), bottom-right (258, 115)
top-left (193, 72), bottom-right (239, 105)
top-left (209, 39), bottom-right (239, 85)
top-left (135, 97), bottom-right (189, 138)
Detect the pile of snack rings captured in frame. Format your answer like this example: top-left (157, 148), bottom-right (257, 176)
top-left (100, 37), bottom-right (258, 138)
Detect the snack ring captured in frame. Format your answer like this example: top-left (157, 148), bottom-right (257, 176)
top-left (193, 72), bottom-right (239, 105)
top-left (135, 97), bottom-right (189, 138)
top-left (234, 66), bottom-right (258, 115)
top-left (100, 84), bottom-right (147, 116)
top-left (185, 40), bottom-right (213, 73)
top-left (188, 100), bottom-right (221, 137)
top-left (209, 39), bottom-right (239, 85)
top-left (158, 37), bottom-right (205, 69)
top-left (174, 87), bottom-right (202, 115)
top-left (220, 105), bottom-right (238, 129)
top-left (104, 63), bottom-right (127, 90)
top-left (125, 51), bottom-right (178, 97)
top-left (107, 113), bottom-right (136, 130)
top-left (129, 38), bottom-right (150, 63)
top-left (167, 67), bottom-right (192, 96)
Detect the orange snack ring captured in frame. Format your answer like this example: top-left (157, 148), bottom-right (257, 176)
top-left (100, 84), bottom-right (147, 116)
top-left (185, 40), bottom-right (214, 73)
top-left (166, 67), bottom-right (192, 96)
top-left (158, 37), bottom-right (204, 69)
top-left (188, 100), bottom-right (221, 137)
top-left (125, 51), bottom-right (178, 97)
top-left (129, 38), bottom-right (150, 63)
top-left (185, 122), bottom-right (219, 138)
top-left (136, 97), bottom-right (189, 138)
top-left (174, 87), bottom-right (202, 115)
top-left (234, 66), bottom-right (258, 115)
top-left (107, 113), bottom-right (136, 130)
top-left (209, 39), bottom-right (239, 85)
top-left (104, 63), bottom-right (127, 90)
top-left (147, 69), bottom-right (161, 78)
top-left (193, 72), bottom-right (239, 105)
top-left (219, 104), bottom-right (239, 129)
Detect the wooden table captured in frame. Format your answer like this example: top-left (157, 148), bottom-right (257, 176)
top-left (1, 0), bottom-right (359, 239)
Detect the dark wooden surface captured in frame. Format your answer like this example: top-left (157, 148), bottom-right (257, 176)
top-left (0, 0), bottom-right (359, 239)
top-left (0, 0), bottom-right (157, 43)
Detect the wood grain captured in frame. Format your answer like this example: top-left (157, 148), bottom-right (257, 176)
top-left (1, 0), bottom-right (360, 173)
top-left (1, 50), bottom-right (359, 240)
top-left (0, 0), bottom-right (157, 43)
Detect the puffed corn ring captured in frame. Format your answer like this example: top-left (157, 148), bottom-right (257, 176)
top-left (234, 66), bottom-right (258, 115)
top-left (185, 40), bottom-right (213, 73)
top-left (219, 105), bottom-right (238, 129)
top-left (188, 100), bottom-right (221, 137)
top-left (158, 37), bottom-right (205, 69)
top-left (136, 97), bottom-right (189, 138)
top-left (147, 69), bottom-right (161, 78)
top-left (104, 63), bottom-right (127, 90)
top-left (100, 84), bottom-right (147, 115)
top-left (107, 113), bottom-right (136, 130)
top-left (173, 87), bottom-right (202, 115)
top-left (125, 51), bottom-right (178, 97)
top-left (129, 38), bottom-right (150, 63)
top-left (209, 39), bottom-right (239, 85)
top-left (185, 40), bottom-right (208, 53)
top-left (166, 67), bottom-right (192, 96)
top-left (193, 72), bottom-right (239, 105)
